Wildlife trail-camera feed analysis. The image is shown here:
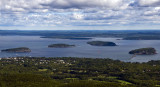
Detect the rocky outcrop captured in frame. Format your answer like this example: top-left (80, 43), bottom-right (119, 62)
top-left (129, 48), bottom-right (157, 55)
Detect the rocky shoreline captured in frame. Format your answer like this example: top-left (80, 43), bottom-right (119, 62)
top-left (129, 48), bottom-right (157, 55)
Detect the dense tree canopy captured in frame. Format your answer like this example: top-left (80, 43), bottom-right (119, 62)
top-left (0, 57), bottom-right (160, 87)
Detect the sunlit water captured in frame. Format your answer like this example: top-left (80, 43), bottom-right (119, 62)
top-left (0, 36), bottom-right (160, 62)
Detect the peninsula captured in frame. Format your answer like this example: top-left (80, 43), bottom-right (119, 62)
top-left (123, 36), bottom-right (160, 40)
top-left (41, 36), bottom-right (92, 40)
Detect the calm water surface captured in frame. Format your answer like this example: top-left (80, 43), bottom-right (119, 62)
top-left (0, 36), bottom-right (160, 62)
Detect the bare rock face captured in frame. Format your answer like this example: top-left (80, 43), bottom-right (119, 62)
top-left (1, 47), bottom-right (31, 53)
top-left (129, 48), bottom-right (157, 55)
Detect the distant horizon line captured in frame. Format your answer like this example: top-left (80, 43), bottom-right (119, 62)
top-left (1, 29), bottom-right (160, 31)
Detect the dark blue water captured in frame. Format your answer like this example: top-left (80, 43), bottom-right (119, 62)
top-left (0, 36), bottom-right (160, 62)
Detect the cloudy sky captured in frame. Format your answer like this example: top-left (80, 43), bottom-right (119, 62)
top-left (0, 0), bottom-right (160, 30)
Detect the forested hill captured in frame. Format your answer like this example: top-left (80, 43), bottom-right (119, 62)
top-left (0, 57), bottom-right (160, 87)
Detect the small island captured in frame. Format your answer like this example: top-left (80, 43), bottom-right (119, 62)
top-left (1, 47), bottom-right (31, 53)
top-left (48, 44), bottom-right (75, 48)
top-left (87, 41), bottom-right (117, 46)
top-left (129, 47), bottom-right (157, 55)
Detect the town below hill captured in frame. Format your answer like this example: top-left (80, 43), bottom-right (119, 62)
top-left (0, 57), bottom-right (160, 87)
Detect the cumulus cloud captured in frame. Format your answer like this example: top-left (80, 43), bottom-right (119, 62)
top-left (138, 0), bottom-right (160, 7)
top-left (1, 0), bottom-right (160, 30)
top-left (130, 0), bottom-right (160, 7)
top-left (0, 0), bottom-right (125, 13)
top-left (44, 0), bottom-right (123, 9)
top-left (72, 13), bottom-right (84, 20)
